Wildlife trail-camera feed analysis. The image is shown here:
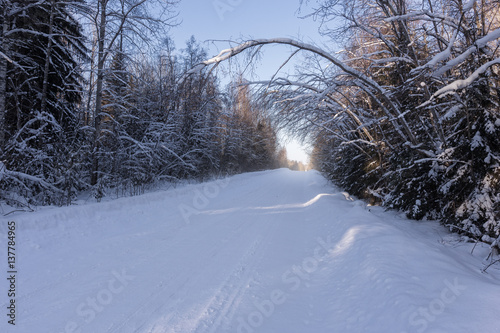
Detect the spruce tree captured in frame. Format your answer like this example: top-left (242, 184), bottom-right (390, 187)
top-left (0, 0), bottom-right (88, 205)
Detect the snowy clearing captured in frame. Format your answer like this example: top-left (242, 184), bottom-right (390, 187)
top-left (1, 169), bottom-right (499, 333)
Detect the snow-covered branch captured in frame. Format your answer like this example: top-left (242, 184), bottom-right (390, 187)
top-left (185, 37), bottom-right (417, 144)
top-left (430, 57), bottom-right (500, 100)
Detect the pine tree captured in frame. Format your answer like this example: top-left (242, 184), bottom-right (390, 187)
top-left (0, 0), bottom-right (88, 205)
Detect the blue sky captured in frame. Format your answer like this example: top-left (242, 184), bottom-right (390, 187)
top-left (173, 0), bottom-right (322, 53)
top-left (171, 0), bottom-right (329, 164)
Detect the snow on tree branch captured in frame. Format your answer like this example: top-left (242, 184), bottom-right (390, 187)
top-left (428, 57), bottom-right (500, 101)
top-left (434, 28), bottom-right (500, 77)
top-left (184, 38), bottom-right (417, 144)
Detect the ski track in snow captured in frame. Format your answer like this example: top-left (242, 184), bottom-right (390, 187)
top-left (0, 169), bottom-right (499, 333)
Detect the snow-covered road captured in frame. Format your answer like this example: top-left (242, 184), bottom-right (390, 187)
top-left (1, 169), bottom-right (499, 333)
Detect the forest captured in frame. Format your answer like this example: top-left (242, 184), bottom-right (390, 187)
top-left (0, 0), bottom-right (289, 205)
top-left (1, 0), bottom-right (500, 243)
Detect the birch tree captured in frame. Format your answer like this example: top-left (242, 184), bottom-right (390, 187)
top-left (86, 0), bottom-right (178, 186)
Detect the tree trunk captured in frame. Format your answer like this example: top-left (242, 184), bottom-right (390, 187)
top-left (0, 2), bottom-right (8, 151)
top-left (91, 0), bottom-right (108, 186)
top-left (40, 0), bottom-right (55, 114)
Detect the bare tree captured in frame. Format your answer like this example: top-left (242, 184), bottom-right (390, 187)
top-left (86, 0), bottom-right (179, 185)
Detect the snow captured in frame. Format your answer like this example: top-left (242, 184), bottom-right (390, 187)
top-left (471, 131), bottom-right (484, 149)
top-left (1, 169), bottom-right (499, 333)
top-left (432, 57), bottom-right (500, 98)
top-left (434, 29), bottom-right (500, 77)
top-left (463, 0), bottom-right (477, 11)
top-left (441, 105), bottom-right (462, 122)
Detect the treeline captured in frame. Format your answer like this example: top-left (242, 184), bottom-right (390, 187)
top-left (188, 0), bottom-right (500, 241)
top-left (0, 0), bottom-right (281, 207)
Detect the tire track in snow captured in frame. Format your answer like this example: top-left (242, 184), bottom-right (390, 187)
top-left (189, 200), bottom-right (290, 333)
top-left (140, 232), bottom-right (268, 333)
top-left (136, 176), bottom-right (302, 333)
top-left (106, 213), bottom-right (252, 333)
top-left (190, 235), bottom-right (267, 333)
